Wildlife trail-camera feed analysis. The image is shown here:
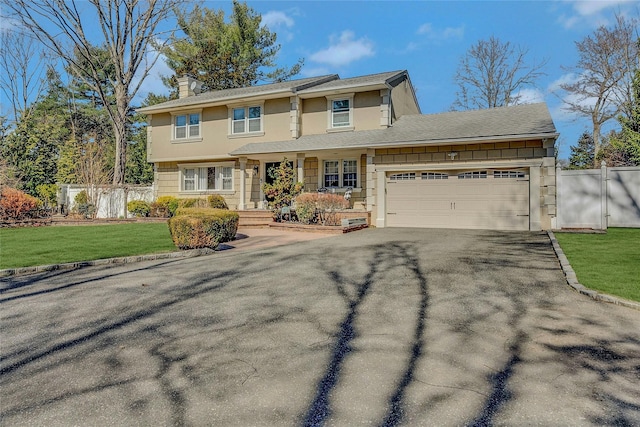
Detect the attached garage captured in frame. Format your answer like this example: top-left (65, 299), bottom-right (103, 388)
top-left (385, 169), bottom-right (530, 230)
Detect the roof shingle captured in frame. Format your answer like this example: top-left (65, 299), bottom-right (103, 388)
top-left (229, 103), bottom-right (558, 156)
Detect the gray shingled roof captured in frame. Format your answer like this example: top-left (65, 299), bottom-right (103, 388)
top-left (229, 103), bottom-right (558, 156)
top-left (137, 74), bottom-right (339, 113)
top-left (296, 70), bottom-right (406, 93)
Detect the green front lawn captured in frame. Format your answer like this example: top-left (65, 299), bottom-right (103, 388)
top-left (0, 223), bottom-right (177, 269)
top-left (554, 228), bottom-right (640, 302)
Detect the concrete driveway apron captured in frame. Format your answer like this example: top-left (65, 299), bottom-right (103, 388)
top-left (1, 228), bottom-right (639, 426)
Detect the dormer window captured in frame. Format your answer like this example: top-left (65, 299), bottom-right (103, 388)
top-left (231, 105), bottom-right (262, 135)
top-left (327, 94), bottom-right (354, 131)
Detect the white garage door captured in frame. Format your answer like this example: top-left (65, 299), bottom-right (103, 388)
top-left (386, 169), bottom-right (530, 230)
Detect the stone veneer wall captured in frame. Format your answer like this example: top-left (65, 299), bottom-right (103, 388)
top-left (373, 140), bottom-right (545, 164)
top-left (302, 156), bottom-right (367, 209)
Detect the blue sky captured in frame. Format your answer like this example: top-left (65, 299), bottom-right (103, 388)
top-left (138, 0), bottom-right (638, 160)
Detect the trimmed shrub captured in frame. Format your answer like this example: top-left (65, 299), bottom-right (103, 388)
top-left (150, 196), bottom-right (178, 217)
top-left (168, 208), bottom-right (239, 249)
top-left (207, 194), bottom-right (228, 209)
top-left (127, 200), bottom-right (151, 217)
top-left (73, 190), bottom-right (95, 218)
top-left (0, 187), bottom-right (39, 220)
top-left (294, 193), bottom-right (350, 225)
top-left (35, 184), bottom-right (58, 208)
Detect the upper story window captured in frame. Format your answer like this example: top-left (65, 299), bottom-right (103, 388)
top-left (327, 94), bottom-right (354, 131)
top-left (172, 111), bottom-right (201, 142)
top-left (332, 100), bottom-right (350, 127)
top-left (231, 105), bottom-right (262, 135)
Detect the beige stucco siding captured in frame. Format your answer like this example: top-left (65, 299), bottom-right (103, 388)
top-left (300, 91), bottom-right (389, 136)
top-left (300, 98), bottom-right (326, 135)
top-left (390, 80), bottom-right (420, 118)
top-left (149, 99), bottom-right (294, 162)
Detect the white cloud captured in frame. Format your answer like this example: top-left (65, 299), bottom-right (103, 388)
top-left (557, 0), bottom-right (635, 29)
top-left (417, 23), bottom-right (464, 41)
top-left (262, 11), bottom-right (294, 29)
top-left (309, 31), bottom-right (374, 67)
top-left (514, 88), bottom-right (545, 104)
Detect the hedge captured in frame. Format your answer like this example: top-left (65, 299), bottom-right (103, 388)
top-left (168, 208), bottom-right (239, 250)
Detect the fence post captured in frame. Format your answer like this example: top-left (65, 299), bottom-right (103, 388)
top-left (600, 161), bottom-right (607, 230)
top-left (555, 166), bottom-right (562, 229)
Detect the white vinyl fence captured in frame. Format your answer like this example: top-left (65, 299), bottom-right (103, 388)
top-left (556, 165), bottom-right (640, 229)
top-left (58, 184), bottom-right (154, 218)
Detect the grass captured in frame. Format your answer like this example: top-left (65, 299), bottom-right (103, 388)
top-left (554, 228), bottom-right (640, 302)
top-left (0, 223), bottom-right (177, 269)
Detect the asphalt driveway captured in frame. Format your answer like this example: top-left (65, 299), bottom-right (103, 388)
top-left (1, 228), bottom-right (639, 426)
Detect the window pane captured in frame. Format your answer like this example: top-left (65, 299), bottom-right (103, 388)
top-left (333, 112), bottom-right (350, 127)
top-left (342, 160), bottom-right (357, 187)
top-left (325, 174), bottom-right (339, 187)
top-left (176, 115), bottom-right (186, 126)
top-left (207, 167), bottom-right (216, 189)
top-left (333, 100), bottom-right (349, 111)
top-left (233, 108), bottom-right (245, 120)
top-left (233, 120), bottom-right (245, 134)
top-left (324, 161), bottom-right (339, 175)
top-left (189, 125), bottom-right (200, 137)
top-left (222, 167), bottom-right (232, 190)
top-left (248, 118), bottom-right (260, 132)
top-left (183, 169), bottom-right (195, 191)
top-left (249, 106), bottom-right (261, 118)
top-left (189, 114), bottom-right (199, 125)
top-left (343, 160), bottom-right (357, 173)
top-left (175, 127), bottom-right (186, 139)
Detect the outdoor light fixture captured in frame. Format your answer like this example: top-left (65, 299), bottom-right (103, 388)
top-left (448, 152), bottom-right (458, 160)
top-left (253, 165), bottom-right (259, 175)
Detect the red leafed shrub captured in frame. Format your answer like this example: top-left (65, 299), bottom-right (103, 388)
top-left (0, 188), bottom-right (40, 220)
top-left (294, 193), bottom-right (350, 225)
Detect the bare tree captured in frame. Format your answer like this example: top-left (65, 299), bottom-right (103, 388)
top-left (560, 14), bottom-right (638, 162)
top-left (2, 0), bottom-right (183, 188)
top-left (0, 29), bottom-right (50, 123)
top-left (452, 36), bottom-right (547, 110)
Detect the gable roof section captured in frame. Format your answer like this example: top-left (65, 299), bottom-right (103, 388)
top-left (137, 74), bottom-right (339, 114)
top-left (229, 103), bottom-right (559, 156)
top-left (296, 70), bottom-right (406, 94)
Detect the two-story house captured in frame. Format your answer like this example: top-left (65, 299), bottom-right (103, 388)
top-left (137, 70), bottom-right (559, 230)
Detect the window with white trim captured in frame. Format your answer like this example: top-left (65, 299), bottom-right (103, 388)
top-left (179, 164), bottom-right (234, 192)
top-left (332, 99), bottom-right (350, 127)
top-left (232, 106), bottom-right (262, 134)
top-left (323, 159), bottom-right (358, 188)
top-left (327, 94), bottom-right (354, 130)
top-left (173, 112), bottom-right (201, 140)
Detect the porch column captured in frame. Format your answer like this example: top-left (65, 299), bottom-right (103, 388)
top-left (238, 157), bottom-right (247, 210)
top-left (296, 153), bottom-right (305, 185)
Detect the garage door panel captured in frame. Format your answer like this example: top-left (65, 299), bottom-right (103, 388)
top-left (386, 169), bottom-right (530, 230)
